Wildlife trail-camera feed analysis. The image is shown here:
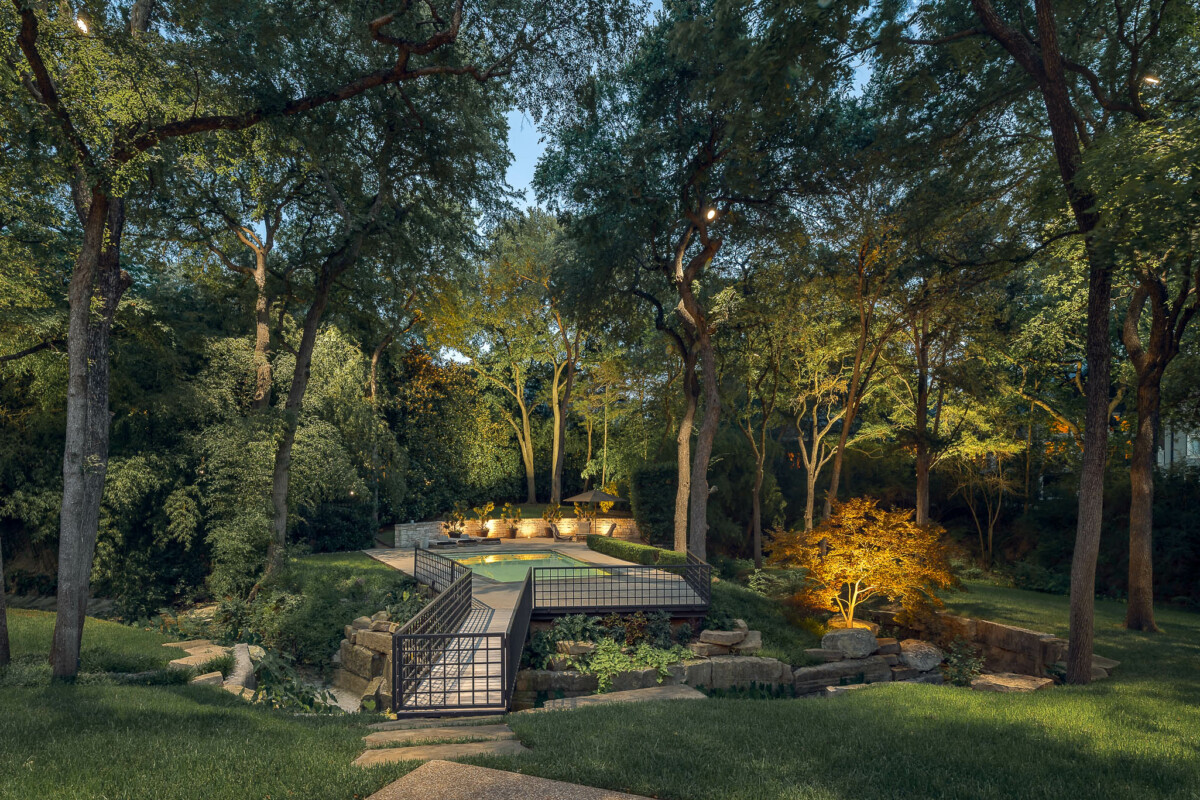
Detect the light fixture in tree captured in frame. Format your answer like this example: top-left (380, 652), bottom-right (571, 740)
top-left (704, 207), bottom-right (717, 221)
top-left (1143, 75), bottom-right (1161, 85)
top-left (75, 13), bottom-right (90, 33)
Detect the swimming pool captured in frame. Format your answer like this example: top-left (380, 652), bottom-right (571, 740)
top-left (445, 550), bottom-right (594, 582)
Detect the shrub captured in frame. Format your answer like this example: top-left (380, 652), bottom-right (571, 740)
top-left (628, 463), bottom-right (677, 547)
top-left (293, 501), bottom-right (374, 553)
top-left (586, 535), bottom-right (686, 565)
top-left (942, 636), bottom-right (984, 687)
top-left (576, 638), bottom-right (691, 692)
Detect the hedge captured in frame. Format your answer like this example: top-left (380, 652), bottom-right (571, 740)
top-left (586, 535), bottom-right (687, 566)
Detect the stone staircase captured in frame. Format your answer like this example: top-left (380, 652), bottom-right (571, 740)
top-left (353, 716), bottom-right (529, 767)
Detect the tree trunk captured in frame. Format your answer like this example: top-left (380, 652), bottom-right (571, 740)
top-left (0, 530), bottom-right (9, 667)
top-left (251, 250), bottom-right (273, 409)
top-left (270, 264), bottom-right (338, 559)
top-left (913, 315), bottom-right (931, 526)
top-left (51, 194), bottom-right (129, 679)
top-left (673, 353), bottom-right (698, 554)
top-left (687, 336), bottom-right (719, 561)
top-left (1126, 367), bottom-right (1162, 632)
top-left (751, 452), bottom-right (764, 569)
top-left (520, 403), bottom-right (537, 504)
top-left (550, 363), bottom-right (575, 503)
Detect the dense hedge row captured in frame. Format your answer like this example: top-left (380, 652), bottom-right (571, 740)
top-left (586, 535), bottom-right (686, 565)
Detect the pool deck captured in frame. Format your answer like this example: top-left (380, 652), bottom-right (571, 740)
top-left (364, 540), bottom-right (637, 635)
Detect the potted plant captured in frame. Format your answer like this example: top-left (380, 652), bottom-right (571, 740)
top-left (499, 503), bottom-right (521, 539)
top-left (472, 501), bottom-right (495, 537)
top-left (573, 502), bottom-right (599, 536)
top-left (445, 500), bottom-right (470, 538)
top-left (541, 502), bottom-right (563, 537)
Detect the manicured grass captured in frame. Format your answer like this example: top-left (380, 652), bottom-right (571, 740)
top-left (707, 579), bottom-right (822, 664)
top-left (0, 683), bottom-right (414, 800)
top-left (476, 582), bottom-right (1200, 800)
top-left (0, 608), bottom-right (421, 800)
top-left (6, 608), bottom-right (177, 672)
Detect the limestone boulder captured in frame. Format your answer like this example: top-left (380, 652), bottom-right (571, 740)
top-left (874, 637), bottom-right (900, 655)
top-left (682, 659), bottom-right (712, 688)
top-left (699, 629), bottom-right (747, 646)
top-left (548, 656), bottom-right (573, 671)
top-left (707, 656), bottom-right (790, 689)
top-left (826, 618), bottom-right (881, 635)
top-left (357, 630), bottom-right (393, 654)
top-left (793, 655), bottom-right (891, 694)
top-left (556, 640), bottom-right (598, 656)
top-left (371, 611), bottom-right (390, 622)
top-left (890, 665), bottom-right (919, 681)
top-left (970, 672), bottom-right (1053, 693)
top-left (803, 648), bottom-right (845, 663)
top-left (610, 668), bottom-right (661, 692)
top-left (190, 671), bottom-right (223, 686)
top-left (899, 639), bottom-right (944, 672)
top-left (732, 630), bottom-right (762, 655)
top-left (821, 628), bottom-right (878, 659)
top-left (224, 643), bottom-right (257, 691)
top-left (351, 616), bottom-right (372, 630)
top-left (688, 641), bottom-right (731, 657)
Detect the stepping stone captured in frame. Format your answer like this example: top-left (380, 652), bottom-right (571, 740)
top-left (1092, 654), bottom-right (1120, 671)
top-left (190, 671), bottom-right (224, 686)
top-left (353, 739), bottom-right (529, 767)
top-left (364, 724), bottom-right (515, 747)
top-left (971, 672), bottom-right (1054, 693)
top-left (368, 714), bottom-right (506, 731)
top-left (367, 760), bottom-right (652, 799)
top-left (825, 682), bottom-right (879, 697)
top-left (536, 683), bottom-right (705, 712)
top-left (167, 646), bottom-right (230, 670)
top-left (163, 639), bottom-right (212, 649)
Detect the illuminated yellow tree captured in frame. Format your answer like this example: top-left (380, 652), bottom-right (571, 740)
top-left (769, 497), bottom-right (954, 629)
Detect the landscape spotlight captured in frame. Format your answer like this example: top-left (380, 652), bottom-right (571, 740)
top-left (705, 207), bottom-right (717, 221)
top-left (75, 15), bottom-right (89, 33)
top-left (1143, 75), bottom-right (1161, 85)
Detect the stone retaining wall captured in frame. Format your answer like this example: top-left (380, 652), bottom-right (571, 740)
top-left (383, 517), bottom-right (642, 546)
top-left (332, 612), bottom-right (397, 710)
top-left (870, 609), bottom-right (1068, 676)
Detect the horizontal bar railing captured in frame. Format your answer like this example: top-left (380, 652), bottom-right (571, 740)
top-left (530, 560), bottom-right (711, 614)
top-left (503, 570), bottom-right (534, 702)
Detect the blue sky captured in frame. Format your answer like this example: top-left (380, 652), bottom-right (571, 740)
top-left (505, 109), bottom-right (547, 206)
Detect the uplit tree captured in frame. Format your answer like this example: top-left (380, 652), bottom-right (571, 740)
top-left (768, 497), bottom-right (955, 629)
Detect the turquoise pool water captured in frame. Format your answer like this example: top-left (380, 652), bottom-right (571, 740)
top-left (445, 550), bottom-right (593, 582)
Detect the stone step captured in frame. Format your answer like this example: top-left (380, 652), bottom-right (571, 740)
top-left (167, 646), bottom-right (231, 670)
top-left (366, 760), bottom-right (653, 799)
top-left (353, 739), bottom-right (529, 767)
top-left (364, 724), bottom-right (515, 747)
top-left (533, 683), bottom-right (706, 712)
top-left (367, 714), bottom-right (507, 731)
top-left (163, 639), bottom-right (212, 650)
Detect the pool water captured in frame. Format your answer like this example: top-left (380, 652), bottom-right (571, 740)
top-left (445, 550), bottom-right (594, 582)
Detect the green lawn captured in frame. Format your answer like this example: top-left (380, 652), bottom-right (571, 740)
top-left (2, 583), bottom-right (1197, 799)
top-left (475, 582), bottom-right (1200, 800)
top-left (6, 608), bottom-right (177, 673)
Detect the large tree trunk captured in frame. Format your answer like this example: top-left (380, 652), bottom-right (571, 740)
top-left (673, 354), bottom-right (698, 554)
top-left (913, 314), bottom-right (932, 525)
top-left (270, 268), bottom-right (337, 559)
top-left (1126, 378), bottom-right (1160, 631)
top-left (687, 336), bottom-right (719, 561)
top-left (51, 195), bottom-right (129, 679)
top-left (1068, 238), bottom-right (1112, 683)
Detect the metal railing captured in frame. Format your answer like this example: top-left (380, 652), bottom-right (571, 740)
top-left (530, 557), bottom-right (711, 616)
top-left (392, 545), bottom-right (711, 713)
top-left (413, 545), bottom-right (469, 591)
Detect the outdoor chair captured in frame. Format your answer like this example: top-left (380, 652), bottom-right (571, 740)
top-left (480, 537), bottom-right (502, 546)
top-left (549, 523), bottom-right (578, 543)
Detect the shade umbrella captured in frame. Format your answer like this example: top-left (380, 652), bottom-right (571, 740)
top-left (563, 489), bottom-right (625, 504)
